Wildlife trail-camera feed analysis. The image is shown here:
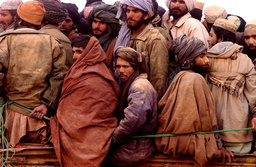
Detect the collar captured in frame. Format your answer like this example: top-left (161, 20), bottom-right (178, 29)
top-left (130, 24), bottom-right (154, 41)
top-left (172, 13), bottom-right (191, 28)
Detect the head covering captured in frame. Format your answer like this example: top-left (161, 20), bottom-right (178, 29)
top-left (227, 16), bottom-right (241, 31)
top-left (213, 18), bottom-right (238, 33)
top-left (85, 0), bottom-right (103, 7)
top-left (88, 4), bottom-right (120, 51)
top-left (62, 3), bottom-right (81, 25)
top-left (114, 0), bottom-right (154, 52)
top-left (204, 5), bottom-right (227, 24)
top-left (17, 1), bottom-right (45, 26)
top-left (38, 0), bottom-right (68, 25)
top-left (227, 14), bottom-right (246, 32)
top-left (246, 20), bottom-right (256, 28)
top-left (0, 0), bottom-right (22, 10)
top-left (195, 1), bottom-right (204, 10)
top-left (165, 0), bottom-right (195, 12)
top-left (115, 46), bottom-right (144, 120)
top-left (164, 35), bottom-right (206, 91)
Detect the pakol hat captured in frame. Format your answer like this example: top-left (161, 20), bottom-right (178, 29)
top-left (0, 0), bottom-right (23, 10)
top-left (17, 1), bottom-right (45, 26)
top-left (214, 18), bottom-right (238, 33)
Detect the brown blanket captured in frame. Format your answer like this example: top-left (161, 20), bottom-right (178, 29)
top-left (155, 71), bottom-right (220, 166)
top-left (50, 37), bottom-right (120, 167)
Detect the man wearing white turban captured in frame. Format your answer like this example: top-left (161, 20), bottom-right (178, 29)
top-left (162, 0), bottom-right (209, 48)
top-left (114, 0), bottom-right (169, 97)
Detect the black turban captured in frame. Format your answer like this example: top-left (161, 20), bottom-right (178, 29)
top-left (62, 3), bottom-right (81, 25)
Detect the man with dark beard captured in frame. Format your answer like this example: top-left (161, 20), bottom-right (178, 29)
top-left (88, 4), bottom-right (120, 69)
top-left (156, 35), bottom-right (233, 166)
top-left (162, 0), bottom-right (209, 48)
top-left (115, 0), bottom-right (169, 97)
top-left (244, 20), bottom-right (256, 67)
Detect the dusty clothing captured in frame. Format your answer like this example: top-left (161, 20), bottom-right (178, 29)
top-left (162, 12), bottom-right (209, 48)
top-left (105, 38), bottom-right (116, 70)
top-left (155, 71), bottom-right (220, 167)
top-left (109, 73), bottom-right (158, 166)
top-left (41, 24), bottom-right (74, 67)
top-left (207, 42), bottom-right (256, 149)
top-left (50, 37), bottom-right (120, 167)
top-left (129, 24), bottom-right (169, 97)
top-left (0, 28), bottom-right (68, 146)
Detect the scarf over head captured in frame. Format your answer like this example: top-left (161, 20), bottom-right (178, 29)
top-left (115, 46), bottom-right (144, 120)
top-left (38, 0), bottom-right (68, 25)
top-left (114, 0), bottom-right (154, 51)
top-left (62, 3), bottom-right (81, 25)
top-left (165, 0), bottom-right (195, 12)
top-left (88, 4), bottom-right (120, 51)
top-left (164, 35), bottom-right (206, 92)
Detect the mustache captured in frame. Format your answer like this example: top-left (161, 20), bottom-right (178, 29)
top-left (172, 8), bottom-right (181, 12)
top-left (127, 18), bottom-right (136, 22)
top-left (93, 28), bottom-right (102, 32)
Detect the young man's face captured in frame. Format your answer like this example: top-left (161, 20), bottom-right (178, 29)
top-left (169, 0), bottom-right (188, 19)
top-left (244, 26), bottom-right (256, 51)
top-left (58, 16), bottom-right (75, 35)
top-left (126, 6), bottom-right (149, 31)
top-left (0, 9), bottom-right (14, 30)
top-left (116, 57), bottom-right (135, 82)
top-left (208, 28), bottom-right (218, 48)
top-left (72, 46), bottom-right (84, 61)
top-left (92, 17), bottom-right (107, 37)
top-left (192, 50), bottom-right (209, 70)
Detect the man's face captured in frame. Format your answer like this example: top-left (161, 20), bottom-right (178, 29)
top-left (190, 50), bottom-right (210, 75)
top-left (126, 6), bottom-right (149, 31)
top-left (116, 57), bottom-right (135, 82)
top-left (208, 28), bottom-right (218, 48)
top-left (58, 16), bottom-right (75, 35)
top-left (72, 46), bottom-right (84, 61)
top-left (0, 9), bottom-right (14, 30)
top-left (244, 26), bottom-right (256, 51)
top-left (92, 17), bottom-right (107, 37)
top-left (170, 0), bottom-right (188, 19)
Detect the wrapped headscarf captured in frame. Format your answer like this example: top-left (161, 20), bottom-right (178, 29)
top-left (165, 0), bottom-right (195, 12)
top-left (114, 0), bottom-right (154, 51)
top-left (164, 35), bottom-right (206, 92)
top-left (115, 46), bottom-right (144, 120)
top-left (88, 4), bottom-right (120, 51)
top-left (62, 3), bottom-right (81, 25)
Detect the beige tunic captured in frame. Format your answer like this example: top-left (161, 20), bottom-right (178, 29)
top-left (0, 28), bottom-right (68, 146)
top-left (207, 42), bottom-right (256, 144)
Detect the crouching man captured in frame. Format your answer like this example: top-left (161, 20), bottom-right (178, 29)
top-left (104, 47), bottom-right (158, 166)
top-left (155, 35), bottom-right (232, 166)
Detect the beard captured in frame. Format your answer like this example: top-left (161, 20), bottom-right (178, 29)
top-left (191, 64), bottom-right (209, 77)
top-left (170, 8), bottom-right (189, 19)
top-left (127, 16), bottom-right (145, 31)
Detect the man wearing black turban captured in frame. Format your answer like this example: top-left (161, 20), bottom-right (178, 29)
top-left (58, 3), bottom-right (80, 41)
top-left (88, 4), bottom-right (120, 69)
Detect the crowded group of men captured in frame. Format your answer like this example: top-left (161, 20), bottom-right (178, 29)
top-left (0, 0), bottom-right (256, 166)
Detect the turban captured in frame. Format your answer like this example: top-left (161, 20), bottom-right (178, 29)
top-left (204, 5), bottom-right (227, 24)
top-left (62, 3), bottom-right (81, 25)
top-left (165, 0), bottom-right (195, 12)
top-left (0, 0), bottom-right (22, 10)
top-left (38, 0), bottom-right (68, 25)
top-left (17, 1), bottom-right (45, 26)
top-left (213, 18), bottom-right (237, 33)
top-left (85, 0), bottom-right (103, 7)
top-left (115, 46), bottom-right (143, 68)
top-left (88, 4), bottom-right (120, 51)
top-left (164, 35), bottom-right (206, 91)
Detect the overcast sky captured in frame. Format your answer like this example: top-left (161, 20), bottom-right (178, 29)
top-left (14, 0), bottom-right (255, 21)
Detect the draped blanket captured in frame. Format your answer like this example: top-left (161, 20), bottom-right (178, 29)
top-left (50, 37), bottom-right (120, 167)
top-left (155, 71), bottom-right (220, 166)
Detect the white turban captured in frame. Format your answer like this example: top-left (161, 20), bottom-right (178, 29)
top-left (204, 5), bottom-right (227, 24)
top-left (165, 0), bottom-right (196, 12)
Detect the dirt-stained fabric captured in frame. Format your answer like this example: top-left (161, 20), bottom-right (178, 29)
top-left (155, 71), bottom-right (220, 167)
top-left (0, 28), bottom-right (68, 147)
top-left (50, 36), bottom-right (120, 167)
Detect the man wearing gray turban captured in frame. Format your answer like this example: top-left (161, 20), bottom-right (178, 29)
top-left (114, 0), bottom-right (169, 97)
top-left (162, 0), bottom-right (209, 48)
top-left (103, 46), bottom-right (158, 166)
top-left (39, 0), bottom-right (74, 67)
top-left (155, 35), bottom-right (233, 166)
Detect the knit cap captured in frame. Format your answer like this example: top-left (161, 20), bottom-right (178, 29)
top-left (213, 18), bottom-right (238, 33)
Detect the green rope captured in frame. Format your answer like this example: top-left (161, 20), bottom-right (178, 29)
top-left (132, 128), bottom-right (253, 139)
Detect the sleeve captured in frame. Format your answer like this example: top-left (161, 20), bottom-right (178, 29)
top-left (244, 66), bottom-right (256, 118)
top-left (41, 39), bottom-right (68, 109)
top-left (0, 37), bottom-right (9, 104)
top-left (148, 34), bottom-right (169, 97)
top-left (113, 85), bottom-right (151, 142)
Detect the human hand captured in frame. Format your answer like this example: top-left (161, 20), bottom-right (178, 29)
top-left (30, 104), bottom-right (48, 119)
top-left (220, 147), bottom-right (234, 163)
